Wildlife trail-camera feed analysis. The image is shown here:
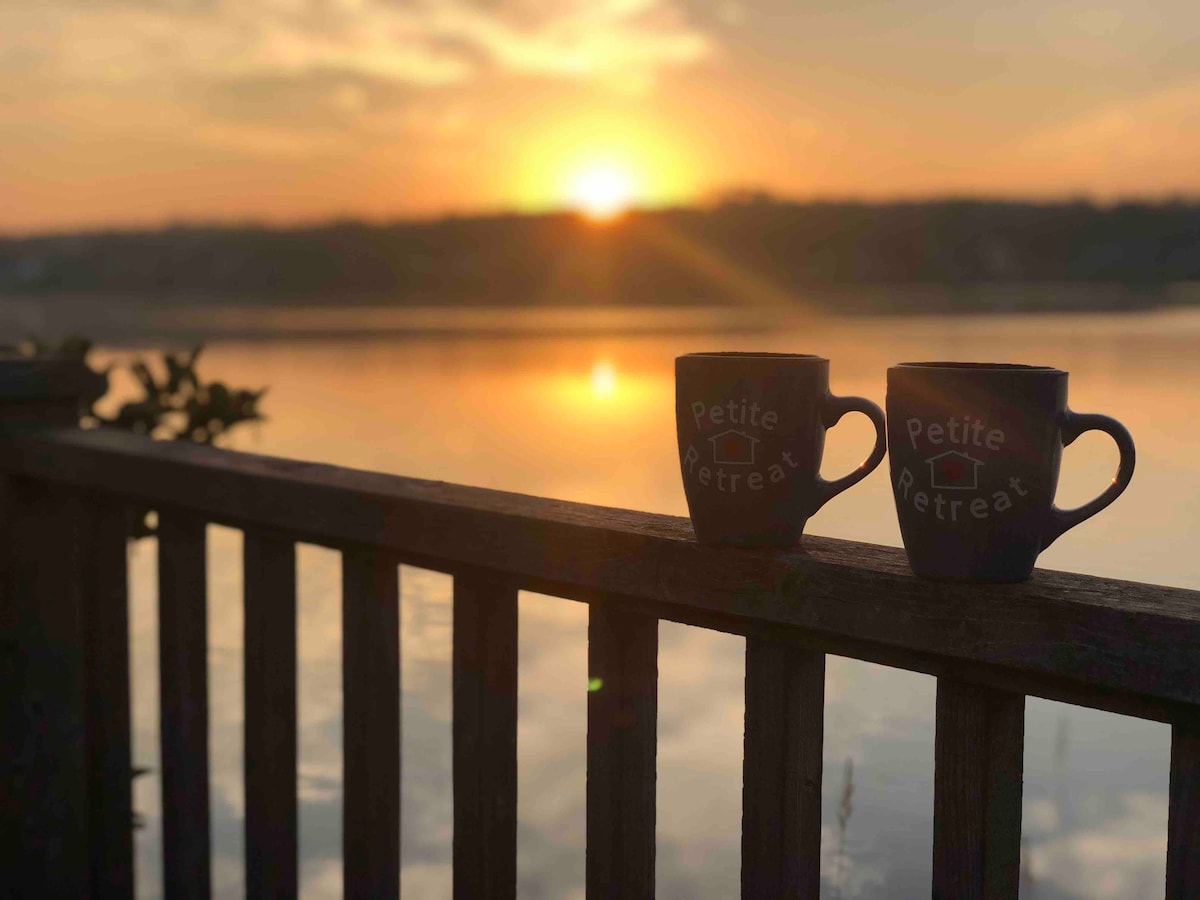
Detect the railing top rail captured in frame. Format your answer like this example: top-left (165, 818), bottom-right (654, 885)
top-left (3, 425), bottom-right (1199, 720)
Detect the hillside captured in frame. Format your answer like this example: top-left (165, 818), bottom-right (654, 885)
top-left (3, 199), bottom-right (1199, 313)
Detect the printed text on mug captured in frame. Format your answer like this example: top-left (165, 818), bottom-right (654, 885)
top-left (894, 416), bottom-right (1029, 521)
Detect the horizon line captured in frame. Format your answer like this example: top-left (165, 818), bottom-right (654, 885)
top-left (6, 190), bottom-right (1200, 242)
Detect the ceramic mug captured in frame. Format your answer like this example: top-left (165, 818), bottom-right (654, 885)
top-left (887, 362), bottom-right (1135, 582)
top-left (676, 352), bottom-right (886, 546)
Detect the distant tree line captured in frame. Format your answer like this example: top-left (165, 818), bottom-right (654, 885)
top-left (2, 199), bottom-right (1199, 311)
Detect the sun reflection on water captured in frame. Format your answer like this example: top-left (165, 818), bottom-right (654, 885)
top-left (590, 360), bottom-right (618, 398)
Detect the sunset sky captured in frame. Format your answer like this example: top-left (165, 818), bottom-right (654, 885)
top-left (3, 0), bottom-right (1200, 233)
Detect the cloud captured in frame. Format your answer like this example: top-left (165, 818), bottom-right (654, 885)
top-left (1023, 791), bottom-right (1166, 899)
top-left (425, 0), bottom-right (710, 90)
top-left (0, 0), bottom-right (711, 158)
top-left (0, 0), bottom-right (710, 93)
top-left (0, 2), bottom-right (475, 89)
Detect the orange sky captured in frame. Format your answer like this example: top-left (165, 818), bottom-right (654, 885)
top-left (3, 0), bottom-right (1200, 233)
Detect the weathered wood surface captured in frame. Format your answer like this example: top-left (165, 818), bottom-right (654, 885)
top-left (1168, 718), bottom-right (1200, 898)
top-left (741, 638), bottom-right (824, 899)
top-left (452, 572), bottom-right (518, 900)
top-left (932, 680), bottom-right (1024, 900)
top-left (4, 428), bottom-right (1200, 716)
top-left (586, 604), bottom-right (658, 900)
top-left (342, 549), bottom-right (401, 899)
top-left (158, 511), bottom-right (211, 900)
top-left (244, 532), bottom-right (298, 898)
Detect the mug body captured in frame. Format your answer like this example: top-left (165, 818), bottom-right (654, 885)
top-left (676, 352), bottom-right (829, 546)
top-left (886, 362), bottom-right (1067, 581)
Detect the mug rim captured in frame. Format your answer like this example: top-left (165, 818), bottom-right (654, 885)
top-left (892, 361), bottom-right (1066, 375)
top-left (678, 352), bottom-right (826, 360)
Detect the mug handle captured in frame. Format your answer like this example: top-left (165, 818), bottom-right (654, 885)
top-left (812, 394), bottom-right (888, 515)
top-left (1042, 410), bottom-right (1136, 549)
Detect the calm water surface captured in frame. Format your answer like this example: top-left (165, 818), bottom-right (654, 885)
top-left (96, 307), bottom-right (1200, 899)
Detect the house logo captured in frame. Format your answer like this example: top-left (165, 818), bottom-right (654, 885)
top-left (895, 418), bottom-right (1028, 523)
top-left (708, 429), bottom-right (759, 465)
top-left (926, 450), bottom-right (984, 490)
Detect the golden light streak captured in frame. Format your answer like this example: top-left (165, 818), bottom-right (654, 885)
top-left (508, 111), bottom-right (699, 214)
top-left (632, 217), bottom-right (804, 307)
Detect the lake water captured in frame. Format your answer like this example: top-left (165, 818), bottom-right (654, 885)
top-left (80, 304), bottom-right (1200, 898)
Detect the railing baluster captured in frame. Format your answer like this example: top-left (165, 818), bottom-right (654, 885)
top-left (741, 637), bottom-right (824, 899)
top-left (452, 572), bottom-right (518, 900)
top-left (586, 603), bottom-right (658, 900)
top-left (342, 548), bottom-right (401, 899)
top-left (932, 679), bottom-right (1024, 900)
top-left (85, 497), bottom-right (135, 897)
top-left (1167, 717), bottom-right (1200, 897)
top-left (244, 532), bottom-right (298, 897)
top-left (1, 482), bottom-right (133, 897)
top-left (1, 481), bottom-right (90, 895)
top-left (158, 510), bottom-right (211, 899)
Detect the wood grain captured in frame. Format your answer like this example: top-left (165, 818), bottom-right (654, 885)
top-left (586, 604), bottom-right (658, 900)
top-left (342, 548), bottom-right (401, 899)
top-left (741, 638), bottom-right (824, 899)
top-left (452, 572), bottom-right (518, 900)
top-left (1168, 717), bottom-right (1200, 898)
top-left (158, 510), bottom-right (211, 900)
top-left (244, 531), bottom-right (298, 898)
top-left (932, 679), bottom-right (1024, 900)
top-left (8, 413), bottom-right (1200, 900)
top-left (2, 428), bottom-right (1198, 716)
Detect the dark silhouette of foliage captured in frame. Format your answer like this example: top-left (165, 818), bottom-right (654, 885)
top-left (20, 336), bottom-right (266, 443)
top-left (19, 335), bottom-right (266, 538)
top-left (2, 199), bottom-right (1199, 314)
top-left (15, 335), bottom-right (265, 827)
top-left (831, 756), bottom-right (856, 899)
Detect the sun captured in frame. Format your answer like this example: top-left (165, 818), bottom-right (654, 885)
top-left (567, 164), bottom-right (636, 221)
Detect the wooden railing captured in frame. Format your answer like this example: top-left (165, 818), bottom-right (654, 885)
top-left (3, 384), bottom-right (1200, 897)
